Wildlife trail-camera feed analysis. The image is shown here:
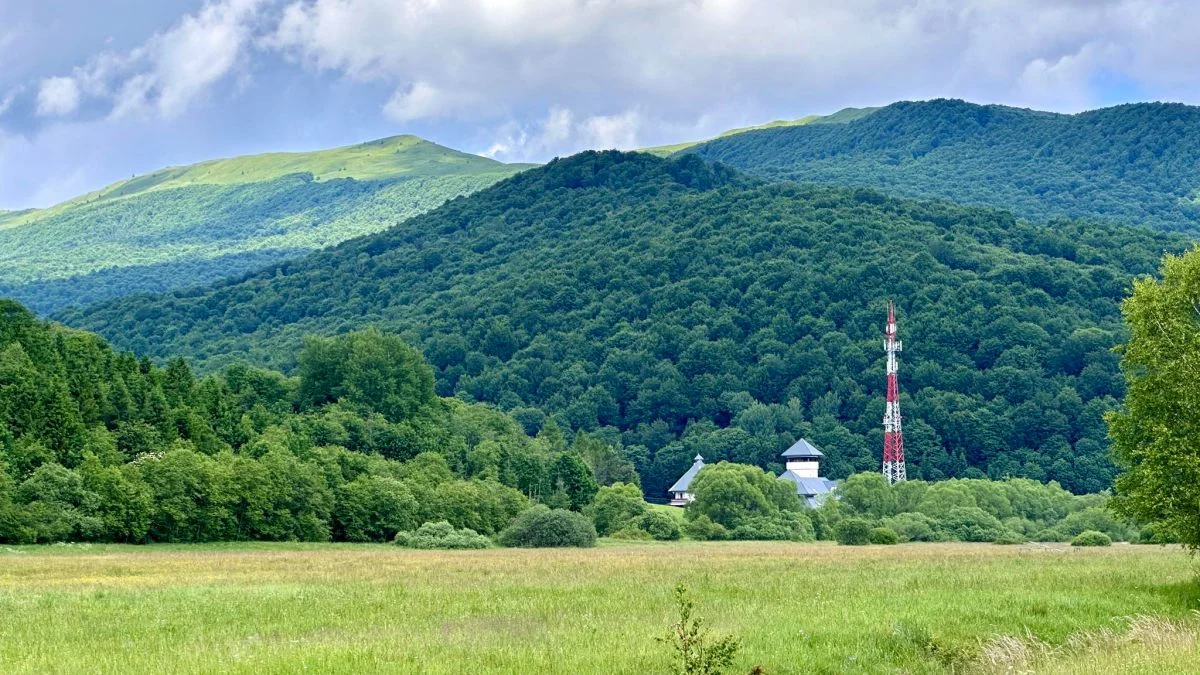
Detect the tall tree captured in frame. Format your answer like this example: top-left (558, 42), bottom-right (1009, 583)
top-left (1108, 247), bottom-right (1200, 549)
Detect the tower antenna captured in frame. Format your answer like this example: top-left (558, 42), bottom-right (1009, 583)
top-left (882, 300), bottom-right (907, 484)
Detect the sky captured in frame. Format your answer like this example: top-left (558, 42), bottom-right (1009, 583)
top-left (2, 0), bottom-right (1199, 209)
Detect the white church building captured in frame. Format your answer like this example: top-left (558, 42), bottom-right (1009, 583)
top-left (668, 454), bottom-right (705, 506)
top-left (666, 439), bottom-right (836, 508)
top-left (776, 438), bottom-right (837, 508)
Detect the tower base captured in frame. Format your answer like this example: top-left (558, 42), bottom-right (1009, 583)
top-left (883, 461), bottom-right (907, 485)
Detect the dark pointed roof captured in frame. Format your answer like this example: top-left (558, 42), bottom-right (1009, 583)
top-left (781, 438), bottom-right (823, 459)
top-left (668, 455), bottom-right (705, 493)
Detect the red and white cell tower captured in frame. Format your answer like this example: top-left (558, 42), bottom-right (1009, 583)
top-left (882, 300), bottom-right (907, 484)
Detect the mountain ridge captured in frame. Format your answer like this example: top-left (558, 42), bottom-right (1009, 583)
top-left (0, 135), bottom-right (532, 229)
top-left (683, 98), bottom-right (1200, 232)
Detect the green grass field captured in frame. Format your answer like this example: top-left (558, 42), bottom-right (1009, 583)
top-left (0, 542), bottom-right (1196, 674)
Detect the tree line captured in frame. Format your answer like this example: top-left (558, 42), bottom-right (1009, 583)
top-left (0, 301), bottom-right (616, 544)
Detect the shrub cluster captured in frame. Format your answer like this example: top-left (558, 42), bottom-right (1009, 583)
top-left (868, 527), bottom-right (899, 545)
top-left (821, 472), bottom-right (1140, 545)
top-left (834, 518), bottom-right (872, 546)
top-left (498, 505), bottom-right (597, 548)
top-left (637, 510), bottom-right (682, 541)
top-left (681, 515), bottom-right (729, 541)
top-left (1071, 530), bottom-right (1113, 547)
top-left (394, 521), bottom-right (491, 549)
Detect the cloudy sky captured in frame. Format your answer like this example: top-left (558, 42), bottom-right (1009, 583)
top-left (2, 0), bottom-right (1198, 209)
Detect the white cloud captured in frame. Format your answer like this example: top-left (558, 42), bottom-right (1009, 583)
top-left (36, 77), bottom-right (81, 116)
top-left (36, 0), bottom-right (268, 121)
top-left (1018, 42), bottom-right (1116, 112)
top-left (264, 0), bottom-right (1200, 151)
top-left (383, 81), bottom-right (478, 122)
top-left (9, 0), bottom-right (1200, 206)
top-left (580, 110), bottom-right (641, 150)
top-left (483, 106), bottom-right (642, 162)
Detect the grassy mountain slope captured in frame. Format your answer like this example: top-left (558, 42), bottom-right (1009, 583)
top-left (684, 99), bottom-right (1200, 232)
top-left (639, 107), bottom-right (879, 156)
top-left (60, 151), bottom-right (1188, 496)
top-left (0, 136), bottom-right (532, 313)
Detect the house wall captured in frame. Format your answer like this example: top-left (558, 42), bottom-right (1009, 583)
top-left (669, 491), bottom-right (696, 506)
top-left (785, 459), bottom-right (819, 478)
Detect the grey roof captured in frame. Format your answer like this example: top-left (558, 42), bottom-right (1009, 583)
top-left (778, 472), bottom-right (838, 508)
top-left (778, 472), bottom-right (836, 496)
top-left (668, 455), bottom-right (705, 493)
top-left (781, 438), bottom-right (824, 459)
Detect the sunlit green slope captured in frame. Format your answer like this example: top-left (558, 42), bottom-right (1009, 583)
top-left (0, 136), bottom-right (533, 313)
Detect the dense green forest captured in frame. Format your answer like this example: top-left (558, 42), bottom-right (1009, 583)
top-left (60, 152), bottom-right (1189, 497)
top-left (6, 295), bottom-right (1124, 546)
top-left (685, 99), bottom-right (1200, 233)
top-left (0, 137), bottom-right (527, 313)
top-left (0, 300), bottom-right (622, 544)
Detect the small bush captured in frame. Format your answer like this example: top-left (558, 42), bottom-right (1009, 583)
top-left (731, 517), bottom-right (793, 541)
top-left (935, 507), bottom-right (1008, 542)
top-left (1030, 528), bottom-right (1066, 542)
top-left (835, 518), bottom-right (873, 546)
top-left (881, 512), bottom-right (937, 542)
top-left (992, 531), bottom-right (1026, 545)
top-left (682, 514), bottom-right (729, 541)
top-left (1071, 530), bottom-right (1112, 547)
top-left (589, 483), bottom-right (648, 536)
top-left (609, 525), bottom-right (653, 541)
top-left (637, 510), bottom-right (682, 541)
top-left (730, 512), bottom-right (815, 542)
top-left (497, 505), bottom-right (596, 548)
top-left (868, 527), bottom-right (900, 545)
top-left (394, 521), bottom-right (491, 549)
top-left (1059, 506), bottom-right (1132, 542)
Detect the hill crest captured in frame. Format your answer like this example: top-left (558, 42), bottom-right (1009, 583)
top-left (639, 106), bottom-right (879, 156)
top-left (684, 98), bottom-right (1200, 232)
top-left (1, 135), bottom-right (530, 230)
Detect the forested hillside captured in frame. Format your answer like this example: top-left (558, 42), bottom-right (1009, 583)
top-left (0, 136), bottom-right (530, 313)
top-left (685, 99), bottom-right (1200, 233)
top-left (60, 152), bottom-right (1188, 497)
top-left (0, 300), bottom-right (618, 544)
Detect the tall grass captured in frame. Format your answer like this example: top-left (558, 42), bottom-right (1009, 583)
top-left (0, 542), bottom-right (1195, 673)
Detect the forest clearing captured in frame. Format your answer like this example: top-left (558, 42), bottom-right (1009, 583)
top-left (1, 541), bottom-right (1195, 674)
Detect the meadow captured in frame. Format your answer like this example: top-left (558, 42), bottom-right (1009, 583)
top-left (0, 541), bottom-right (1196, 674)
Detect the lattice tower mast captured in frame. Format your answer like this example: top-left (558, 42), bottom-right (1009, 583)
top-left (882, 300), bottom-right (907, 484)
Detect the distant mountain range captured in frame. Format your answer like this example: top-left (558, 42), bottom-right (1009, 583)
top-left (9, 98), bottom-right (1200, 315)
top-left (0, 136), bottom-right (532, 313)
top-left (684, 99), bottom-right (1200, 233)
